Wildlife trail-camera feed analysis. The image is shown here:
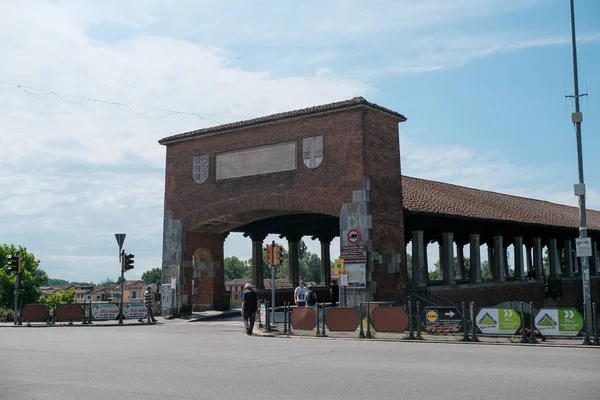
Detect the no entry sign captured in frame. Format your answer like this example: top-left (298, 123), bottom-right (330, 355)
top-left (347, 229), bottom-right (360, 244)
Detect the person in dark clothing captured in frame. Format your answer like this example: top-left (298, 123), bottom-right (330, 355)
top-left (241, 283), bottom-right (259, 335)
top-left (330, 279), bottom-right (339, 307)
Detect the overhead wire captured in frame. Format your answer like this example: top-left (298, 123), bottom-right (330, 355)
top-left (0, 80), bottom-right (252, 120)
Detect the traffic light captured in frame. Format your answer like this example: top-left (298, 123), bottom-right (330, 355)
top-left (274, 245), bottom-right (281, 266)
top-left (265, 244), bottom-right (272, 265)
top-left (122, 253), bottom-right (135, 272)
top-left (6, 254), bottom-right (21, 274)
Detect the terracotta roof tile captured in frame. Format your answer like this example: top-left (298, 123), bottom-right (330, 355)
top-left (402, 176), bottom-right (600, 232)
top-left (158, 97), bottom-right (406, 145)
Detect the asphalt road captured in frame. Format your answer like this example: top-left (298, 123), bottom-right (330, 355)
top-left (1, 319), bottom-right (599, 400)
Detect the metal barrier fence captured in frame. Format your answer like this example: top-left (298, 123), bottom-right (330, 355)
top-left (18, 301), bottom-right (150, 326)
top-left (267, 300), bottom-right (600, 345)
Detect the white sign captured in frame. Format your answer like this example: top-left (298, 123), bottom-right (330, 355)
top-left (123, 303), bottom-right (148, 319)
top-left (534, 308), bottom-right (583, 336)
top-left (339, 274), bottom-right (349, 287)
top-left (171, 278), bottom-right (177, 289)
top-left (475, 308), bottom-right (521, 335)
top-left (161, 284), bottom-right (173, 309)
top-left (91, 304), bottom-right (119, 320)
top-left (260, 303), bottom-right (266, 324)
top-left (575, 238), bottom-right (592, 257)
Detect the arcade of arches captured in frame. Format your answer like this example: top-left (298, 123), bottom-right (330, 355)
top-left (158, 97), bottom-right (600, 313)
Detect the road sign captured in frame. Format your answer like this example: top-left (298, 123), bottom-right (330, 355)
top-left (115, 233), bottom-right (126, 248)
top-left (476, 308), bottom-right (520, 335)
top-left (91, 303), bottom-right (119, 320)
top-left (535, 308), bottom-right (583, 336)
top-left (347, 229), bottom-right (360, 244)
top-left (424, 307), bottom-right (461, 323)
top-left (423, 306), bottom-right (463, 333)
top-left (333, 259), bottom-right (345, 274)
top-left (340, 245), bottom-right (367, 263)
top-left (122, 303), bottom-right (148, 319)
top-left (575, 237), bottom-right (592, 257)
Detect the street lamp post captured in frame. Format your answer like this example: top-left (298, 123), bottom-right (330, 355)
top-left (567, 0), bottom-right (592, 344)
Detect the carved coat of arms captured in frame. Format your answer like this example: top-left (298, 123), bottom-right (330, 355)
top-left (192, 154), bottom-right (209, 184)
top-left (302, 135), bottom-right (323, 169)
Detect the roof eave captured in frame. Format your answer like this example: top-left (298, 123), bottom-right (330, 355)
top-left (158, 103), bottom-right (406, 146)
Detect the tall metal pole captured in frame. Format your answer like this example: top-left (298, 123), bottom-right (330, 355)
top-left (13, 273), bottom-right (19, 325)
top-left (119, 250), bottom-right (125, 325)
top-left (271, 240), bottom-right (276, 321)
top-left (568, 0), bottom-right (592, 343)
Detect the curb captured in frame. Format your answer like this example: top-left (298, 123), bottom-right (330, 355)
top-left (185, 310), bottom-right (242, 322)
top-left (257, 330), bottom-right (600, 349)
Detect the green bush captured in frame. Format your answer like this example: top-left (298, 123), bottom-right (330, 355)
top-left (0, 308), bottom-right (14, 322)
top-left (230, 299), bottom-right (242, 309)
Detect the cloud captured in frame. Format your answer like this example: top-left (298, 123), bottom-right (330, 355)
top-left (0, 1), bottom-right (369, 282)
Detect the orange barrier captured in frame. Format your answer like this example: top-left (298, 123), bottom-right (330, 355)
top-left (324, 307), bottom-right (360, 332)
top-left (55, 304), bottom-right (83, 322)
top-left (290, 307), bottom-right (317, 330)
top-left (370, 307), bottom-right (408, 332)
top-left (22, 304), bottom-right (49, 323)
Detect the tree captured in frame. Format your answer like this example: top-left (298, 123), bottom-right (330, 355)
top-left (431, 257), bottom-right (472, 280)
top-left (0, 244), bottom-right (47, 310)
top-left (224, 257), bottom-right (251, 281)
top-left (299, 252), bottom-right (321, 283)
top-left (141, 268), bottom-right (162, 285)
top-left (100, 278), bottom-right (115, 286)
top-left (38, 287), bottom-right (75, 313)
top-left (481, 260), bottom-right (491, 281)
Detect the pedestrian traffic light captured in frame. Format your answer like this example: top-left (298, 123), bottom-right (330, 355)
top-left (265, 244), bottom-right (272, 265)
top-left (6, 254), bottom-right (21, 274)
top-left (274, 245), bottom-right (281, 266)
top-left (122, 253), bottom-right (135, 272)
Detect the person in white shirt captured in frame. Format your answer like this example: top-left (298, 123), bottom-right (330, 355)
top-left (294, 280), bottom-right (308, 307)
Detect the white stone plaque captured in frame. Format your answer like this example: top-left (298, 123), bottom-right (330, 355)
top-left (216, 142), bottom-right (297, 180)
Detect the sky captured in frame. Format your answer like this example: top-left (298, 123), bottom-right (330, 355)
top-left (0, 0), bottom-right (599, 283)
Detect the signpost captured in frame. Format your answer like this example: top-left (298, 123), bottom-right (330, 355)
top-left (475, 308), bottom-right (521, 335)
top-left (535, 308), bottom-right (583, 337)
top-left (423, 306), bottom-right (463, 333)
top-left (260, 303), bottom-right (266, 327)
top-left (333, 259), bottom-right (345, 275)
top-left (115, 233), bottom-right (126, 325)
top-left (340, 246), bottom-right (368, 264)
top-left (122, 303), bottom-right (148, 319)
top-left (91, 304), bottom-right (120, 320)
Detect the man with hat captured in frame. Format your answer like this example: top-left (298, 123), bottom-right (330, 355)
top-left (241, 282), bottom-right (259, 335)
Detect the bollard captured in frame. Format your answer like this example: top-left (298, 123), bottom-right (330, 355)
top-left (366, 301), bottom-right (372, 339)
top-left (416, 301), bottom-right (421, 338)
top-left (407, 300), bottom-right (415, 340)
top-left (462, 302), bottom-right (470, 342)
top-left (316, 305), bottom-right (321, 337)
top-left (583, 301), bottom-right (591, 345)
top-left (266, 301), bottom-right (271, 331)
top-left (259, 299), bottom-right (264, 329)
top-left (520, 302), bottom-right (527, 344)
top-left (82, 301), bottom-right (88, 325)
top-left (593, 303), bottom-right (599, 346)
top-left (287, 302), bottom-right (292, 335)
top-left (359, 302), bottom-right (365, 338)
top-left (18, 301), bottom-right (23, 326)
top-left (282, 302), bottom-right (287, 334)
top-left (321, 304), bottom-right (327, 337)
top-left (470, 302), bottom-right (479, 342)
top-left (87, 302), bottom-right (93, 324)
top-left (529, 302), bottom-right (535, 344)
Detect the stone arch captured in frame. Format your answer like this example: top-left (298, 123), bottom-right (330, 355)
top-left (180, 194), bottom-right (342, 232)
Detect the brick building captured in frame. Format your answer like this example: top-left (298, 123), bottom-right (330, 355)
top-left (158, 97), bottom-right (600, 314)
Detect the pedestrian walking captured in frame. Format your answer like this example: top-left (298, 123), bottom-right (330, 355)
top-left (294, 280), bottom-right (308, 307)
top-left (143, 286), bottom-right (157, 324)
top-left (241, 283), bottom-right (259, 335)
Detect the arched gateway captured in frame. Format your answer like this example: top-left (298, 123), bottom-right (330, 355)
top-left (159, 97), bottom-right (600, 314)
